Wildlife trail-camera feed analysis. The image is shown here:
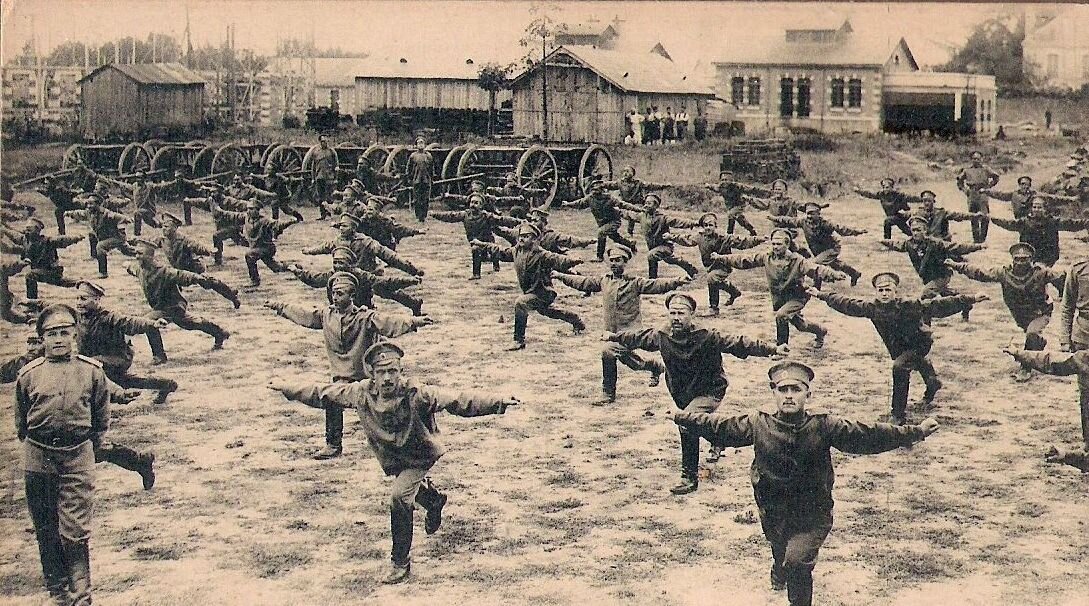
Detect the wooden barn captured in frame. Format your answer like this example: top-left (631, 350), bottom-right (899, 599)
top-left (354, 56), bottom-right (510, 111)
top-left (78, 62), bottom-right (205, 141)
top-left (510, 46), bottom-right (714, 143)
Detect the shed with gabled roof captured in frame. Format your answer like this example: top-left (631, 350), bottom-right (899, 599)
top-left (78, 63), bottom-right (206, 140)
top-left (510, 45), bottom-right (715, 143)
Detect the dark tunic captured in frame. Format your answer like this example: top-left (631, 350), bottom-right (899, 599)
top-left (816, 293), bottom-right (976, 357)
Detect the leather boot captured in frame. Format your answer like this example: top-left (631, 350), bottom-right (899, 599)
top-left (786, 567), bottom-right (814, 606)
top-left (387, 504), bottom-right (414, 582)
top-left (670, 429), bottom-right (699, 495)
top-left (417, 481), bottom-right (447, 535)
top-left (62, 539), bottom-right (91, 606)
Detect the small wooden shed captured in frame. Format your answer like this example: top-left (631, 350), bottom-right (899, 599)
top-left (78, 63), bottom-right (205, 140)
top-left (510, 46), bottom-right (714, 143)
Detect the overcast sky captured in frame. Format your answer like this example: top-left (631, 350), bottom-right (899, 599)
top-left (0, 1), bottom-right (1047, 69)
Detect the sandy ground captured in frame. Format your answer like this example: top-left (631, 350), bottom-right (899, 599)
top-left (1, 142), bottom-right (1087, 606)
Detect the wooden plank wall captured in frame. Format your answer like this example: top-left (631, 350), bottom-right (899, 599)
top-left (355, 78), bottom-right (511, 111)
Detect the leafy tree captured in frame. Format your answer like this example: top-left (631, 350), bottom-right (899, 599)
top-left (477, 63), bottom-right (512, 135)
top-left (940, 16), bottom-right (1038, 94)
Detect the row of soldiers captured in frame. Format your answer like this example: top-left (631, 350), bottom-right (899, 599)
top-left (7, 142), bottom-right (1089, 606)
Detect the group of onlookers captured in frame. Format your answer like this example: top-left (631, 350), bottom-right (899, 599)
top-left (624, 106), bottom-right (705, 146)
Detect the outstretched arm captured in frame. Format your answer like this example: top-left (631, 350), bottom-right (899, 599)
top-left (673, 411), bottom-right (755, 448)
top-left (470, 240), bottom-right (515, 263)
top-left (553, 272), bottom-right (603, 293)
top-left (272, 381), bottom-right (363, 410)
top-left (711, 250), bottom-right (766, 271)
top-left (809, 290), bottom-right (875, 318)
top-left (944, 260), bottom-right (1003, 283)
top-left (879, 238), bottom-right (908, 252)
top-left (920, 294), bottom-right (985, 319)
top-left (825, 415), bottom-right (931, 454)
top-left (420, 386), bottom-right (519, 417)
top-left (606, 327), bottom-right (660, 352)
top-left (268, 301), bottom-right (324, 329)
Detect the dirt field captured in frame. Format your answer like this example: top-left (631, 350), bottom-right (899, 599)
top-left (1, 139), bottom-right (1087, 606)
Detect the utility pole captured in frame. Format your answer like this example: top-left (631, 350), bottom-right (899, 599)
top-left (541, 30), bottom-right (549, 141)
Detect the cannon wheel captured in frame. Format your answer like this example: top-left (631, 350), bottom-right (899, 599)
top-left (578, 144), bottom-right (613, 195)
top-left (192, 144), bottom-right (220, 177)
top-left (143, 139), bottom-right (166, 155)
top-left (455, 144), bottom-right (483, 181)
top-left (259, 144), bottom-right (280, 168)
top-left (361, 144), bottom-right (389, 171)
top-left (516, 145), bottom-right (559, 206)
top-left (383, 145), bottom-right (411, 176)
top-left (264, 144), bottom-right (304, 174)
top-left (301, 144), bottom-right (340, 173)
top-left (118, 143), bottom-right (153, 175)
top-left (62, 144), bottom-right (86, 170)
top-left (211, 144), bottom-right (248, 175)
top-left (442, 144), bottom-right (469, 180)
top-left (424, 143), bottom-right (442, 152)
top-left (151, 147), bottom-right (180, 173)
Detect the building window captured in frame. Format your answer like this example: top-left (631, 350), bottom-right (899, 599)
top-left (747, 77), bottom-right (761, 105)
top-left (847, 78), bottom-right (862, 108)
top-left (1047, 54), bottom-right (1059, 77)
top-left (780, 78), bottom-right (794, 118)
top-left (830, 78), bottom-right (845, 108)
top-left (796, 78), bottom-right (811, 118)
top-left (731, 77), bottom-right (745, 106)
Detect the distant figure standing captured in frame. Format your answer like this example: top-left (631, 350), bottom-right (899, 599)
top-left (407, 136), bottom-right (434, 223)
top-left (642, 108), bottom-right (654, 145)
top-left (694, 112), bottom-right (708, 141)
top-left (662, 107), bottom-right (675, 144)
top-left (310, 135), bottom-right (337, 220)
top-left (675, 106), bottom-right (689, 141)
top-left (630, 109), bottom-right (644, 146)
top-left (1045, 108), bottom-right (1053, 131)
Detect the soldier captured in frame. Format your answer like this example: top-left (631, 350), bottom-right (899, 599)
top-left (358, 199), bottom-right (424, 251)
top-left (75, 280), bottom-right (178, 400)
top-left (703, 170), bottom-right (760, 236)
top-left (35, 175), bottom-right (84, 235)
top-left (1, 254), bottom-right (29, 323)
top-left (269, 340), bottom-right (520, 583)
top-left (310, 135), bottom-right (338, 219)
top-left (988, 195), bottom-right (1089, 268)
top-left (744, 179), bottom-right (800, 219)
top-left (487, 172), bottom-right (547, 212)
top-left (670, 212), bottom-right (764, 315)
top-left (303, 212), bottom-right (422, 277)
top-left (1003, 345), bottom-right (1089, 470)
top-left (948, 243), bottom-right (1065, 381)
top-left (471, 223), bottom-right (586, 350)
top-left (673, 360), bottom-right (938, 606)
top-left (853, 178), bottom-right (920, 239)
top-left (16, 217), bottom-right (84, 300)
top-left (194, 189), bottom-right (247, 265)
top-left (622, 194), bottom-right (700, 278)
top-left (912, 190), bottom-right (976, 241)
top-left (605, 293), bottom-right (785, 493)
top-left (126, 238), bottom-right (239, 358)
top-left (604, 165), bottom-right (673, 237)
top-left (288, 246), bottom-right (424, 315)
top-left (433, 194), bottom-right (520, 280)
top-left (554, 244), bottom-right (688, 404)
top-left (715, 229), bottom-right (846, 347)
top-left (111, 171), bottom-right (160, 236)
top-left (16, 304), bottom-right (109, 605)
top-left (225, 173), bottom-right (276, 204)
top-left (158, 212), bottom-right (214, 274)
top-left (407, 136), bottom-right (435, 222)
top-left (265, 272), bottom-right (433, 459)
top-left (956, 150), bottom-right (1000, 243)
top-left (496, 207), bottom-right (595, 255)
top-left (64, 187), bottom-right (136, 278)
top-left (768, 201), bottom-right (865, 287)
top-left (879, 216), bottom-right (985, 320)
top-left (235, 199), bottom-right (299, 286)
top-left (985, 175), bottom-right (1071, 219)
top-left (262, 171), bottom-right (306, 222)
top-left (144, 168), bottom-right (207, 226)
top-left (808, 273), bottom-right (984, 423)
top-left (442, 179), bottom-right (523, 214)
top-left (562, 178), bottom-right (639, 261)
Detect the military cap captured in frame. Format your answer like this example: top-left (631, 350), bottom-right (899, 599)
top-left (606, 244), bottom-right (633, 261)
top-left (664, 292), bottom-right (697, 311)
top-left (871, 272), bottom-right (900, 288)
top-left (529, 206), bottom-right (550, 218)
top-left (415, 135), bottom-right (426, 144)
top-left (719, 170), bottom-right (733, 179)
top-left (37, 303), bottom-right (79, 334)
top-left (467, 193), bottom-right (486, 205)
top-left (768, 360), bottom-right (814, 387)
top-left (364, 340), bottom-right (404, 368)
top-left (160, 212), bottom-right (183, 226)
top-left (919, 190), bottom-right (936, 199)
top-left (1009, 242), bottom-right (1036, 257)
top-left (518, 222), bottom-right (541, 238)
top-left (644, 193), bottom-right (662, 205)
top-left (470, 179), bottom-right (485, 188)
top-left (26, 335), bottom-right (42, 345)
top-left (1016, 175), bottom-right (1032, 185)
top-left (349, 178), bottom-right (367, 192)
top-left (24, 217), bottom-right (45, 231)
top-left (768, 228), bottom-right (794, 241)
top-left (879, 177), bottom-right (895, 187)
top-left (907, 214), bottom-right (929, 227)
top-left (771, 179), bottom-right (788, 189)
top-left (132, 237), bottom-right (159, 250)
top-left (699, 212), bottom-right (718, 226)
top-left (77, 280), bottom-right (106, 298)
top-left (335, 212), bottom-right (361, 228)
top-left (329, 271), bottom-right (359, 290)
top-left (245, 198), bottom-right (262, 210)
top-left (802, 201), bottom-right (828, 212)
top-left (970, 151), bottom-right (983, 159)
top-left (331, 245), bottom-right (358, 261)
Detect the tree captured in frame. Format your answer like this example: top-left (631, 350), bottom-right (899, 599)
top-left (941, 15), bottom-right (1038, 94)
top-left (477, 63), bottom-right (512, 136)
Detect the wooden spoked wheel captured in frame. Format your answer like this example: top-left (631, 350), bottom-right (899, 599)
top-left (578, 144), bottom-right (613, 195)
top-left (62, 145), bottom-right (86, 170)
top-left (211, 144), bottom-right (248, 175)
top-left (516, 145), bottom-right (559, 206)
top-left (118, 143), bottom-right (153, 175)
top-left (264, 144), bottom-right (303, 175)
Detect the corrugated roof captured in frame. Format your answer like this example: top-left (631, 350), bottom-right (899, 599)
top-left (715, 34), bottom-right (914, 68)
top-left (78, 62), bottom-right (206, 85)
top-left (352, 55), bottom-right (488, 81)
top-left (512, 46), bottom-right (713, 96)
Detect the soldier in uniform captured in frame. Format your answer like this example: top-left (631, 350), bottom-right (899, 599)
top-left (956, 150), bottom-right (1000, 243)
top-left (554, 244), bottom-right (688, 404)
top-left (622, 194), bottom-right (700, 278)
top-left (715, 229), bottom-right (846, 347)
top-left (230, 198), bottom-right (300, 287)
top-left (158, 212), bottom-right (214, 274)
top-left (913, 190), bottom-right (978, 241)
top-left (126, 238), bottom-right (239, 358)
top-left (769, 202), bottom-right (865, 287)
top-left (703, 170), bottom-right (760, 236)
top-left (358, 199), bottom-right (424, 251)
top-left (144, 168), bottom-right (207, 226)
top-left (193, 189), bottom-right (247, 265)
top-left (1003, 344), bottom-right (1089, 471)
top-left (986, 175), bottom-right (1071, 220)
top-left (64, 187), bottom-right (136, 278)
top-left (35, 175), bottom-right (84, 235)
top-left (605, 293), bottom-right (785, 493)
top-left (879, 216), bottom-right (985, 319)
top-left (269, 340), bottom-right (521, 583)
top-left (16, 304), bottom-right (109, 605)
top-left (948, 243), bottom-right (1066, 381)
top-left (604, 166), bottom-right (673, 237)
top-left (310, 135), bottom-right (338, 219)
top-left (988, 195), bottom-right (1089, 268)
top-left (471, 223), bottom-right (587, 350)
top-left (744, 179), bottom-right (800, 220)
top-left (111, 171), bottom-right (160, 236)
top-left (288, 246), bottom-right (424, 315)
top-left (407, 136), bottom-right (435, 222)
top-left (808, 273), bottom-right (984, 423)
top-left (673, 360), bottom-right (938, 606)
top-left (265, 271), bottom-right (433, 459)
top-left (432, 194), bottom-right (520, 279)
top-left (262, 171), bottom-right (306, 222)
top-left (563, 178), bottom-right (639, 261)
top-left (670, 212), bottom-right (764, 315)
top-left (853, 178), bottom-right (920, 239)
top-left (302, 212), bottom-right (423, 277)
top-left (15, 217), bottom-right (84, 300)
